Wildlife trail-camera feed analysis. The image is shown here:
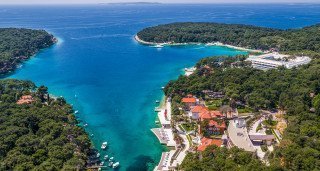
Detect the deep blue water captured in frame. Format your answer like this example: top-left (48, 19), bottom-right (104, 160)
top-left (1, 4), bottom-right (320, 170)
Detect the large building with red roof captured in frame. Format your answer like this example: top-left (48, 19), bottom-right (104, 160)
top-left (189, 105), bottom-right (223, 121)
top-left (197, 137), bottom-right (223, 151)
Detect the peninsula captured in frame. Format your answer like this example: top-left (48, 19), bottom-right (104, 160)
top-left (137, 22), bottom-right (320, 170)
top-left (137, 22), bottom-right (320, 58)
top-left (0, 29), bottom-right (101, 170)
top-left (0, 28), bottom-right (56, 75)
top-left (0, 79), bottom-right (93, 170)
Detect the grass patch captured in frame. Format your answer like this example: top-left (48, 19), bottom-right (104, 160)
top-left (181, 123), bottom-right (196, 132)
top-left (263, 120), bottom-right (278, 127)
top-left (186, 134), bottom-right (192, 146)
top-left (205, 99), bottom-right (222, 110)
top-left (256, 123), bottom-right (262, 132)
top-left (261, 144), bottom-right (268, 152)
top-left (237, 106), bottom-right (253, 114)
top-left (272, 129), bottom-right (281, 142)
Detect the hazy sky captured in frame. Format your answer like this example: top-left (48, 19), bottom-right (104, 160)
top-left (0, 0), bottom-right (319, 4)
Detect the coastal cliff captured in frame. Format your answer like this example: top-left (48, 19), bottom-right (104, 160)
top-left (0, 28), bottom-right (56, 75)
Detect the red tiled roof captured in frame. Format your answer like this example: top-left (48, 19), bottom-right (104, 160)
top-left (208, 120), bottom-right (226, 129)
top-left (191, 105), bottom-right (207, 113)
top-left (182, 97), bottom-right (196, 103)
top-left (16, 95), bottom-right (34, 105)
top-left (211, 110), bottom-right (223, 117)
top-left (200, 111), bottom-right (212, 120)
top-left (197, 137), bottom-right (222, 151)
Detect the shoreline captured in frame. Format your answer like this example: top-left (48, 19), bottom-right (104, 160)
top-left (134, 35), bottom-right (263, 53)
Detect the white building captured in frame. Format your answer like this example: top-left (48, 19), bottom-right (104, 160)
top-left (246, 52), bottom-right (311, 70)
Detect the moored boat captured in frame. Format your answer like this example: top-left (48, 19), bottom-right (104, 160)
top-left (104, 155), bottom-right (109, 160)
top-left (109, 157), bottom-right (114, 162)
top-left (101, 142), bottom-right (108, 150)
top-left (112, 162), bottom-right (120, 168)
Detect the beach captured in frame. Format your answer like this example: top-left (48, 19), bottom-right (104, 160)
top-left (135, 35), bottom-right (263, 53)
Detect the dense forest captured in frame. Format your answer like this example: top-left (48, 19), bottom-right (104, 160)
top-left (0, 28), bottom-right (55, 74)
top-left (181, 146), bottom-right (279, 171)
top-left (0, 79), bottom-right (91, 170)
top-left (137, 22), bottom-right (320, 58)
top-left (164, 55), bottom-right (320, 170)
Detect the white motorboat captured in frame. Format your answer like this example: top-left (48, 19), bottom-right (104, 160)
top-left (96, 153), bottom-right (100, 158)
top-left (109, 157), bottom-right (114, 162)
top-left (74, 110), bottom-right (79, 114)
top-left (154, 44), bottom-right (164, 48)
top-left (112, 162), bottom-right (120, 168)
top-left (104, 155), bottom-right (109, 160)
top-left (101, 142), bottom-right (108, 150)
top-left (108, 162), bottom-right (113, 167)
top-left (100, 161), bottom-right (104, 166)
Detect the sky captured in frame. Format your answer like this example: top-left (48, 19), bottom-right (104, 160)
top-left (0, 0), bottom-right (319, 4)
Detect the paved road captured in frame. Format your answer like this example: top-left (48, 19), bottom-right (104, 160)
top-left (228, 119), bottom-right (255, 152)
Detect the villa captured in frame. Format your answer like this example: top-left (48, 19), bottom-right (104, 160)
top-left (246, 52), bottom-right (311, 70)
top-left (189, 105), bottom-right (223, 120)
top-left (16, 95), bottom-right (34, 104)
top-left (197, 137), bottom-right (223, 152)
top-left (206, 120), bottom-right (226, 135)
top-left (182, 95), bottom-right (198, 108)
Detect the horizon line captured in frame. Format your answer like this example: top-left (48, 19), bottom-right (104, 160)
top-left (0, 2), bottom-right (320, 5)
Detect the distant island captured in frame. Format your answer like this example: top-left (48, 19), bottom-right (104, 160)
top-left (0, 79), bottom-right (93, 170)
top-left (137, 22), bottom-right (320, 58)
top-left (103, 2), bottom-right (161, 5)
top-left (0, 28), bottom-right (56, 75)
top-left (137, 22), bottom-right (320, 171)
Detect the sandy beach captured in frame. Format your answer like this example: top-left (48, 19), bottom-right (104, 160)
top-left (134, 35), bottom-right (263, 53)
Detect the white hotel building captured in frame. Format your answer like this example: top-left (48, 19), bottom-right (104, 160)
top-left (246, 53), bottom-right (311, 70)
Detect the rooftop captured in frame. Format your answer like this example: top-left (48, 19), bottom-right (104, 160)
top-left (182, 97), bottom-right (197, 103)
top-left (246, 52), bottom-right (311, 70)
top-left (197, 137), bottom-right (222, 151)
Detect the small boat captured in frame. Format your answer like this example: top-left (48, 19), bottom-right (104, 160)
top-left (154, 107), bottom-right (161, 112)
top-left (109, 157), bottom-right (114, 162)
top-left (84, 123), bottom-right (88, 127)
top-left (154, 44), bottom-right (164, 48)
top-left (100, 161), bottom-right (104, 166)
top-left (161, 86), bottom-right (165, 89)
top-left (90, 134), bottom-right (94, 137)
top-left (155, 100), bottom-right (160, 103)
top-left (74, 110), bottom-right (79, 114)
top-left (155, 121), bottom-right (160, 124)
top-left (96, 153), bottom-right (100, 158)
top-left (101, 142), bottom-right (108, 150)
top-left (104, 155), bottom-right (109, 160)
top-left (108, 162), bottom-right (113, 167)
top-left (112, 162), bottom-right (120, 168)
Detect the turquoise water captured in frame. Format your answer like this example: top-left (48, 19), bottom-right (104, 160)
top-left (1, 4), bottom-right (320, 170)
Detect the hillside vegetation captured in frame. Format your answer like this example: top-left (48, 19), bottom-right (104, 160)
top-left (0, 28), bottom-right (55, 74)
top-left (137, 22), bottom-right (320, 58)
top-left (0, 79), bottom-right (91, 170)
top-left (165, 55), bottom-right (320, 170)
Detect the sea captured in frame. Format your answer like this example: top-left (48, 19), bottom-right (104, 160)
top-left (0, 3), bottom-right (319, 170)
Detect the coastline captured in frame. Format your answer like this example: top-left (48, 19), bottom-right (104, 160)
top-left (134, 35), bottom-right (263, 53)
